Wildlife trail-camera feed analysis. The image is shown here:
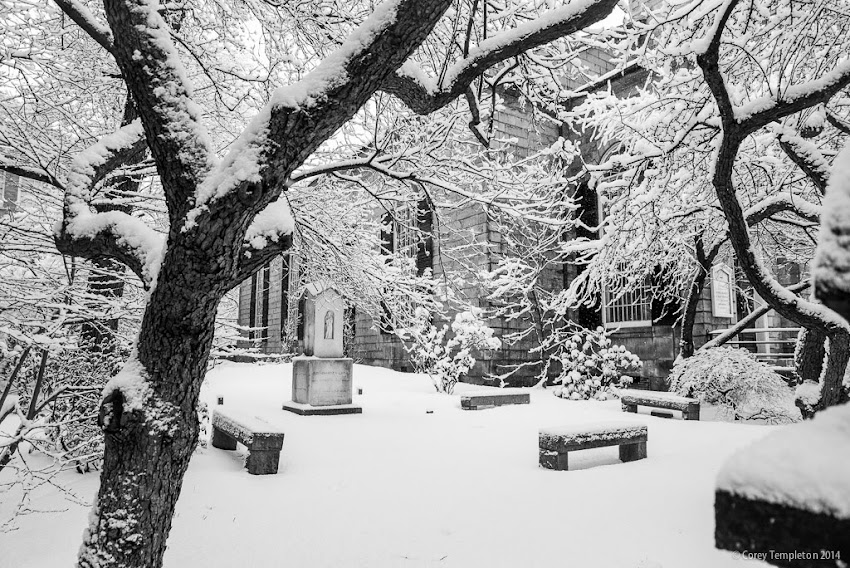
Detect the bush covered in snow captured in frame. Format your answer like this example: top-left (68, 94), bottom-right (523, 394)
top-left (669, 347), bottom-right (800, 423)
top-left (402, 307), bottom-right (501, 394)
top-left (546, 326), bottom-right (641, 401)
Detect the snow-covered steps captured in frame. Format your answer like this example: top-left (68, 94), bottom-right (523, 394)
top-left (715, 404), bottom-right (850, 564)
top-left (539, 422), bottom-right (648, 471)
top-left (211, 408), bottom-right (285, 475)
top-left (619, 389), bottom-right (700, 420)
top-left (460, 391), bottom-right (530, 410)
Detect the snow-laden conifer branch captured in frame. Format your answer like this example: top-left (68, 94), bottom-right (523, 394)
top-left (380, 0), bottom-right (619, 115)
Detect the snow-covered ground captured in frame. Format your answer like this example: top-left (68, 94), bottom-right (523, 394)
top-left (1, 362), bottom-right (773, 567)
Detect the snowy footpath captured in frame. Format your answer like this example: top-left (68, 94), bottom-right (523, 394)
top-left (1, 362), bottom-right (773, 567)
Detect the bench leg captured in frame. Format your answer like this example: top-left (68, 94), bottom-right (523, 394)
top-left (684, 404), bottom-right (700, 420)
top-left (539, 448), bottom-right (569, 471)
top-left (211, 427), bottom-right (237, 451)
top-left (619, 441), bottom-right (647, 463)
top-left (246, 449), bottom-right (281, 475)
top-left (622, 403), bottom-right (638, 414)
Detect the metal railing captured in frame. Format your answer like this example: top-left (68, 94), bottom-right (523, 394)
top-left (707, 327), bottom-right (801, 364)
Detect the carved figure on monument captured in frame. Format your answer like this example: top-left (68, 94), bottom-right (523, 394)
top-left (324, 310), bottom-right (334, 340)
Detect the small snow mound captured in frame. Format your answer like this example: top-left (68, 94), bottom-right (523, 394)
top-left (104, 356), bottom-right (151, 412)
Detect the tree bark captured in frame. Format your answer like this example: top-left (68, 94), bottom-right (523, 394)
top-left (794, 326), bottom-right (826, 385)
top-left (679, 269), bottom-right (707, 358)
top-left (78, 251), bottom-right (224, 567)
top-left (680, 237), bottom-right (711, 359)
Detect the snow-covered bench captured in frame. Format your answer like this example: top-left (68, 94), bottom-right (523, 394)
top-left (619, 389), bottom-right (700, 420)
top-left (211, 408), bottom-right (285, 475)
top-left (539, 422), bottom-right (648, 471)
top-left (715, 405), bottom-right (850, 565)
top-left (460, 391), bottom-right (530, 410)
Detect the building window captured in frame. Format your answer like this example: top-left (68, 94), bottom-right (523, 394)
top-left (248, 273), bottom-right (257, 341)
top-left (378, 197), bottom-right (433, 334)
top-left (248, 266), bottom-right (271, 344)
top-left (603, 280), bottom-right (653, 328)
top-left (279, 255), bottom-right (290, 344)
top-left (0, 172), bottom-right (20, 213)
top-left (711, 263), bottom-right (735, 318)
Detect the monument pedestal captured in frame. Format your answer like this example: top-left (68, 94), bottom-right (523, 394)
top-left (282, 357), bottom-right (361, 416)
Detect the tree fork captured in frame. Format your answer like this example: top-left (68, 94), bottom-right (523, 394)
top-left (696, 2), bottom-right (850, 412)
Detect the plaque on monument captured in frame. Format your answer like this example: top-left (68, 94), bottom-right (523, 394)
top-left (283, 282), bottom-right (361, 416)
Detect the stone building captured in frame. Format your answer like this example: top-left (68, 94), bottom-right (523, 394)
top-left (236, 48), bottom-right (742, 389)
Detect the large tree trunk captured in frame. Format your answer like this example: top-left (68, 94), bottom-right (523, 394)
top-left (679, 266), bottom-right (708, 358)
top-left (77, 250), bottom-right (223, 568)
top-left (794, 327), bottom-right (826, 385)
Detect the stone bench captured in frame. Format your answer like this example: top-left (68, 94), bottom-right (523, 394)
top-left (460, 391), bottom-right (530, 410)
top-left (539, 422), bottom-right (648, 471)
top-left (211, 408), bottom-right (285, 475)
top-left (619, 389), bottom-right (700, 420)
top-left (715, 405), bottom-right (850, 566)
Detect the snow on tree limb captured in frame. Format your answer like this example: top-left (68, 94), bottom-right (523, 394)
top-left (243, 197), bottom-right (295, 254)
top-left (743, 194), bottom-right (821, 226)
top-left (54, 119), bottom-right (163, 288)
top-left (103, 0), bottom-right (214, 219)
top-left (232, 233), bottom-right (293, 289)
top-left (183, 0), bottom-right (454, 233)
top-left (380, 0), bottom-right (619, 115)
top-left (736, 59), bottom-right (850, 131)
top-left (64, 120), bottom-right (145, 199)
top-left (0, 163), bottom-right (64, 189)
top-left (54, 0), bottom-right (115, 54)
top-left (777, 127), bottom-right (831, 195)
top-left (697, 7), bottom-right (849, 335)
top-left (55, 209), bottom-right (164, 288)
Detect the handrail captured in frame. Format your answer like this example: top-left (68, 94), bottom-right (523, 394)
top-left (709, 327), bottom-right (802, 335)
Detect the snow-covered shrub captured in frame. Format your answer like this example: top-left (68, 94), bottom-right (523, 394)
top-left (546, 326), bottom-right (641, 400)
top-left (669, 347), bottom-right (800, 423)
top-left (402, 307), bottom-right (501, 394)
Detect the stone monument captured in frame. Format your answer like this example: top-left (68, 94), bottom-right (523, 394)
top-left (282, 282), bottom-right (361, 415)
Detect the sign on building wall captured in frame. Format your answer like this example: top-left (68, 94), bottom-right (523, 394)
top-left (711, 263), bottom-right (735, 318)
